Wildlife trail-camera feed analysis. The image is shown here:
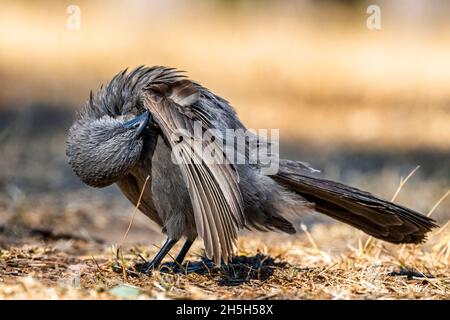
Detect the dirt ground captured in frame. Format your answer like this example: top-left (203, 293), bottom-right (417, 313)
top-left (0, 149), bottom-right (448, 300)
top-left (0, 193), bottom-right (448, 300)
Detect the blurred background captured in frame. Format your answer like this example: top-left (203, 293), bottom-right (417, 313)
top-left (0, 0), bottom-right (448, 247)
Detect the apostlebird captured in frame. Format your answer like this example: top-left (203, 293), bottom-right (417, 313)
top-left (66, 66), bottom-right (437, 272)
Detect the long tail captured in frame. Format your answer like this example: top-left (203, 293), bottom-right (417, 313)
top-left (272, 165), bottom-right (438, 243)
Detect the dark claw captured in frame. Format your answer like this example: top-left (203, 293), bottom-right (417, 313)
top-left (111, 262), bottom-right (147, 277)
top-left (134, 261), bottom-right (156, 274)
top-left (125, 268), bottom-right (143, 278)
top-left (157, 259), bottom-right (218, 274)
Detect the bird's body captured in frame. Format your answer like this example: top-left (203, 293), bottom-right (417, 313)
top-left (66, 66), bottom-right (437, 269)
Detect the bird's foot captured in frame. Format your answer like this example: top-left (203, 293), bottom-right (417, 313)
top-left (122, 257), bottom-right (217, 276)
top-left (131, 260), bottom-right (189, 275)
top-left (111, 262), bottom-right (147, 277)
top-left (159, 259), bottom-right (217, 274)
top-left (133, 261), bottom-right (158, 275)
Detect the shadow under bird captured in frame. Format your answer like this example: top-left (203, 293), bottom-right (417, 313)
top-left (66, 66), bottom-right (438, 273)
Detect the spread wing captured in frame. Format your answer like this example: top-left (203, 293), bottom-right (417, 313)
top-left (142, 79), bottom-right (245, 264)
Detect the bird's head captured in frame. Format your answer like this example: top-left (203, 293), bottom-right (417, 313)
top-left (66, 110), bottom-right (149, 188)
top-left (66, 67), bottom-right (166, 187)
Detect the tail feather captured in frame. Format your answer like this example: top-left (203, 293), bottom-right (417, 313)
top-left (272, 170), bottom-right (438, 243)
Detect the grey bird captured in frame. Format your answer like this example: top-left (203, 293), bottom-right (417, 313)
top-left (66, 66), bottom-right (438, 272)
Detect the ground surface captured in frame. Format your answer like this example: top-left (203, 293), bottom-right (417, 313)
top-left (1, 220), bottom-right (448, 299)
top-left (0, 158), bottom-right (448, 300)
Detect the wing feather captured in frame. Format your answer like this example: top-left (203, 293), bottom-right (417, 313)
top-left (142, 79), bottom-right (244, 264)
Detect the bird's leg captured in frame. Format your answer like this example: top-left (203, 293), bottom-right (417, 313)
top-left (140, 237), bottom-right (178, 274)
top-left (172, 239), bottom-right (195, 272)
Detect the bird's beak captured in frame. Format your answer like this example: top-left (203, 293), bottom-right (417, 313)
top-left (123, 111), bottom-right (150, 138)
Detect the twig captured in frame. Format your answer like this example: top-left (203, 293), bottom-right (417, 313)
top-left (391, 165), bottom-right (420, 202)
top-left (91, 256), bottom-right (105, 281)
top-left (427, 189), bottom-right (449, 217)
top-left (364, 166), bottom-right (420, 252)
top-left (119, 175), bottom-right (150, 280)
top-left (400, 188), bottom-right (449, 262)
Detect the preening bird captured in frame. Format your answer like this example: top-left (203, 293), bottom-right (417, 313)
top-left (66, 66), bottom-right (437, 272)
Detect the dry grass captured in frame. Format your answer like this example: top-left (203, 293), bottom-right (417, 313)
top-left (0, 224), bottom-right (448, 300)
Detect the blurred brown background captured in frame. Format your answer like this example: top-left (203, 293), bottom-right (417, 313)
top-left (0, 0), bottom-right (448, 244)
